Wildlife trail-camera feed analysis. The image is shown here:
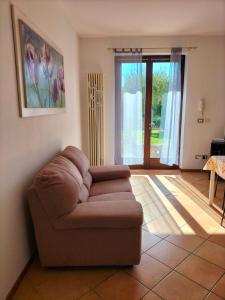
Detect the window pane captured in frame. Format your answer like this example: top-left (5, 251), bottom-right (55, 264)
top-left (150, 62), bottom-right (170, 158)
top-left (121, 62), bottom-right (146, 165)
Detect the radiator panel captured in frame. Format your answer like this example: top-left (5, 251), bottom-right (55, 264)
top-left (87, 73), bottom-right (104, 166)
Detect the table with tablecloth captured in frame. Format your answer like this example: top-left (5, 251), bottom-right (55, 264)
top-left (203, 156), bottom-right (225, 205)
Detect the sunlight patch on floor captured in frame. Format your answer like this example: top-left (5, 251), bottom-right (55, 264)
top-left (131, 174), bottom-right (225, 238)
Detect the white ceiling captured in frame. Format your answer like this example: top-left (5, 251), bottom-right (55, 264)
top-left (61, 0), bottom-right (225, 37)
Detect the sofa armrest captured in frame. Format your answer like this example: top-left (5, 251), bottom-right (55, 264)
top-left (54, 200), bottom-right (143, 230)
top-left (89, 165), bottom-right (131, 182)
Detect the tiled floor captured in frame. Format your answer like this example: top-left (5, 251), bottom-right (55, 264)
top-left (12, 171), bottom-right (225, 300)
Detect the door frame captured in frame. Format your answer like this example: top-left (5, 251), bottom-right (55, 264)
top-left (115, 54), bottom-right (185, 169)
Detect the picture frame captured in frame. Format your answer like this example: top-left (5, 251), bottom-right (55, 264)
top-left (11, 5), bottom-right (66, 117)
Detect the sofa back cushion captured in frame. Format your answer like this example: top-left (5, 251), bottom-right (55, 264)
top-left (62, 146), bottom-right (90, 179)
top-left (79, 185), bottom-right (89, 203)
top-left (61, 146), bottom-right (92, 201)
top-left (34, 155), bottom-right (82, 220)
top-left (83, 172), bottom-right (92, 191)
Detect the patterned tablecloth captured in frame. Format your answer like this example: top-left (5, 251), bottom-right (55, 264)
top-left (203, 156), bottom-right (225, 180)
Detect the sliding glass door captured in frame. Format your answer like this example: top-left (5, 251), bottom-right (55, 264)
top-left (115, 55), bottom-right (185, 169)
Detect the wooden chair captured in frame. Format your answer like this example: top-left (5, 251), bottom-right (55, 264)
top-left (214, 175), bottom-right (225, 225)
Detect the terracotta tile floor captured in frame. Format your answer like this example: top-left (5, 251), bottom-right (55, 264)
top-left (13, 171), bottom-right (225, 300)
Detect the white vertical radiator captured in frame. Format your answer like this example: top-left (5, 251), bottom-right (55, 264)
top-left (87, 73), bottom-right (104, 166)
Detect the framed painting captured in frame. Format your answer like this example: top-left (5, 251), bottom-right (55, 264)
top-left (11, 5), bottom-right (66, 117)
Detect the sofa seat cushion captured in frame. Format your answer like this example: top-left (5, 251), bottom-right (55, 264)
top-left (89, 178), bottom-right (132, 197)
top-left (54, 200), bottom-right (143, 229)
top-left (88, 192), bottom-right (135, 202)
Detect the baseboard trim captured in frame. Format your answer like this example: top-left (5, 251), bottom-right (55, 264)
top-left (179, 168), bottom-right (202, 172)
top-left (6, 253), bottom-right (35, 300)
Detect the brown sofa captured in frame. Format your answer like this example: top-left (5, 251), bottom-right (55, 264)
top-left (28, 146), bottom-right (143, 267)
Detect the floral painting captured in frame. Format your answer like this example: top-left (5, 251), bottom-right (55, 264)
top-left (19, 20), bottom-right (65, 108)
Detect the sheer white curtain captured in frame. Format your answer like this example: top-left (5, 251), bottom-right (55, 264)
top-left (115, 49), bottom-right (144, 165)
top-left (160, 48), bottom-right (182, 166)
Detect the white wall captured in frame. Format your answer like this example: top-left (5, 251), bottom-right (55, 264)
top-left (0, 0), bottom-right (81, 298)
top-left (80, 36), bottom-right (225, 168)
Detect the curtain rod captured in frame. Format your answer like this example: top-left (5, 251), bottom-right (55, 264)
top-left (108, 46), bottom-right (197, 51)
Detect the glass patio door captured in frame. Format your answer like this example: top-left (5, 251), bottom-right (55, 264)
top-left (144, 56), bottom-right (173, 168)
top-left (115, 55), bottom-right (184, 168)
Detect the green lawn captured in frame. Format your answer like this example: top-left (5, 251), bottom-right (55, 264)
top-left (151, 129), bottom-right (164, 144)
